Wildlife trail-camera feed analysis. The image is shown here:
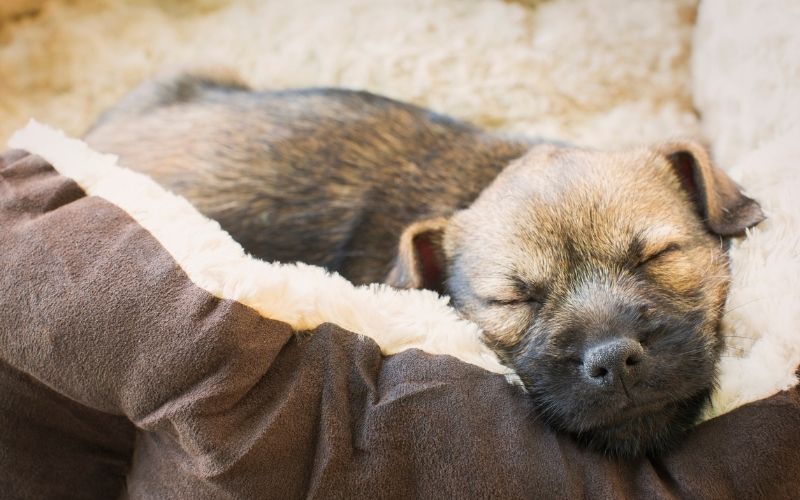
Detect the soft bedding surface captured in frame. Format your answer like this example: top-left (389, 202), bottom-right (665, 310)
top-left (1, 132), bottom-right (800, 499)
top-left (1, 0), bottom-right (799, 497)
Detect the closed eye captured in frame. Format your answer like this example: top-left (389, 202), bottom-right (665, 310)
top-left (483, 277), bottom-right (547, 310)
top-left (486, 297), bottom-right (544, 316)
top-left (486, 290), bottom-right (545, 311)
top-left (487, 297), bottom-right (542, 307)
top-left (637, 243), bottom-right (681, 267)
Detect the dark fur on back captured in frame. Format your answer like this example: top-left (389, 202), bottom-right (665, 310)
top-left (87, 73), bottom-right (532, 283)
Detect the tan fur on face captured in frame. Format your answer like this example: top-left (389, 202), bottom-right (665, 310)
top-left (443, 145), bottom-right (732, 351)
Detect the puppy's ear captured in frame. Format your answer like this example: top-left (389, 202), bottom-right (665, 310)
top-left (385, 217), bottom-right (449, 292)
top-left (656, 140), bottom-right (765, 236)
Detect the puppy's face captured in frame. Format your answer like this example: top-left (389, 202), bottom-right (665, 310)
top-left (388, 141), bottom-right (764, 457)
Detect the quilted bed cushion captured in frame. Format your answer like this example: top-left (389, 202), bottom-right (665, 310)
top-left (2, 139), bottom-right (800, 498)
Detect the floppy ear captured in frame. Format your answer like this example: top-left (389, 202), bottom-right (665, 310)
top-left (656, 140), bottom-right (766, 236)
top-left (385, 217), bottom-right (449, 292)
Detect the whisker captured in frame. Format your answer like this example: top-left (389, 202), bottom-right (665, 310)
top-left (722, 348), bottom-right (747, 356)
top-left (724, 297), bottom-right (766, 314)
top-left (720, 335), bottom-right (756, 342)
top-left (722, 340), bottom-right (746, 347)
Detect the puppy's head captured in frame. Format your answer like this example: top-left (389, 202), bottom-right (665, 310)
top-left (387, 140), bottom-right (764, 457)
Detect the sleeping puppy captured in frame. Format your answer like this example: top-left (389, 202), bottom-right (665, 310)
top-left (86, 72), bottom-right (764, 458)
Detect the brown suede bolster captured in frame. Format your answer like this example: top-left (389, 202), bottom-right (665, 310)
top-left (1, 151), bottom-right (799, 499)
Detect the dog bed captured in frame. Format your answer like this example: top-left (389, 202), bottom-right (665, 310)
top-left (1, 121), bottom-right (799, 499)
top-left (2, 0), bottom-right (799, 497)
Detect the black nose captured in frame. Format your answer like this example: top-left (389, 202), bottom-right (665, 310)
top-left (583, 338), bottom-right (644, 386)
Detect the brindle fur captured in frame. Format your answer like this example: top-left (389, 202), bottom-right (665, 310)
top-left (86, 72), bottom-right (764, 458)
top-left (86, 73), bottom-right (532, 284)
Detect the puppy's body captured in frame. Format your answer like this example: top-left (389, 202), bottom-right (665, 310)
top-left (87, 73), bottom-right (764, 457)
top-left (86, 75), bottom-right (531, 284)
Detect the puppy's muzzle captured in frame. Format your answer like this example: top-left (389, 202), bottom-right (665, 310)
top-left (565, 280), bottom-right (654, 393)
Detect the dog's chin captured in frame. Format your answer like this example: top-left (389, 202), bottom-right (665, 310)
top-left (558, 389), bottom-right (712, 459)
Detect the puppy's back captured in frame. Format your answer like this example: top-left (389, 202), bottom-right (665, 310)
top-left (86, 73), bottom-right (531, 283)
